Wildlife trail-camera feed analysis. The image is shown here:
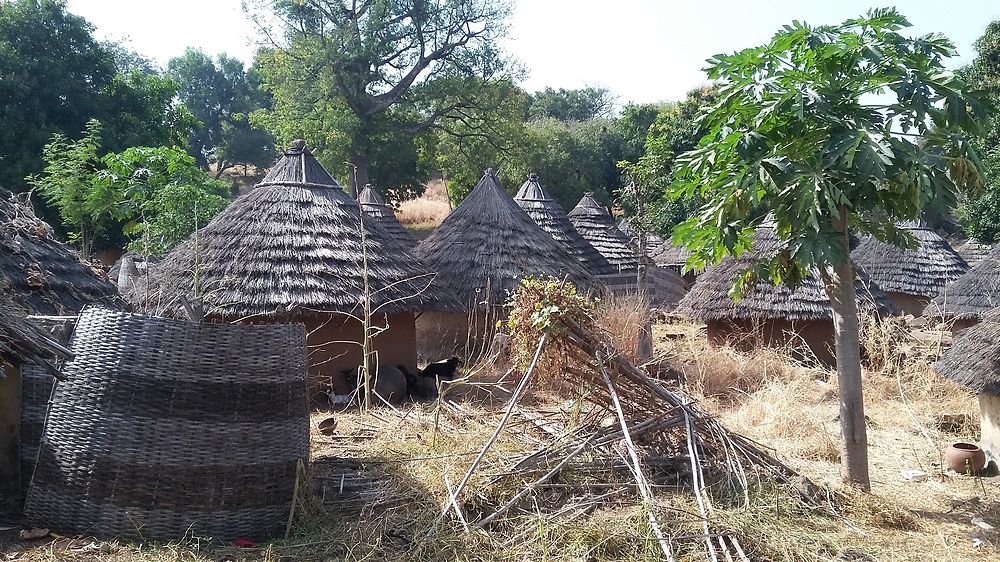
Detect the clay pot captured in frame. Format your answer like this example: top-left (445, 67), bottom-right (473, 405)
top-left (945, 442), bottom-right (986, 474)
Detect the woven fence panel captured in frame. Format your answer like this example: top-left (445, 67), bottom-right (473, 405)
top-left (23, 307), bottom-right (309, 540)
top-left (19, 362), bottom-right (55, 493)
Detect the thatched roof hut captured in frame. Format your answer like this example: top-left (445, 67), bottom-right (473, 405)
top-left (568, 193), bottom-right (639, 272)
top-left (514, 173), bottom-right (616, 276)
top-left (957, 238), bottom-right (992, 268)
top-left (131, 141), bottom-right (460, 394)
top-left (135, 140), bottom-right (459, 319)
top-left (359, 185), bottom-right (418, 251)
top-left (933, 309), bottom-right (1000, 460)
top-left (926, 244), bottom-right (1000, 328)
top-left (677, 222), bottom-right (894, 364)
top-left (851, 222), bottom-right (968, 315)
top-left (415, 169), bottom-right (594, 308)
top-left (0, 189), bottom-right (124, 315)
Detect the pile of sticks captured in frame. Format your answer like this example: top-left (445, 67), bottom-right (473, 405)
top-left (440, 308), bottom-right (816, 561)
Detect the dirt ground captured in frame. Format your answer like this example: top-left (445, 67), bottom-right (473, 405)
top-left (3, 318), bottom-right (999, 561)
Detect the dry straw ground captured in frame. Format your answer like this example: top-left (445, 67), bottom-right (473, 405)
top-left (8, 298), bottom-right (1000, 561)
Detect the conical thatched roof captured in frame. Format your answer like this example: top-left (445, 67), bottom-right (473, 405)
top-left (926, 245), bottom-right (1000, 321)
top-left (132, 141), bottom-right (461, 319)
top-left (617, 218), bottom-right (693, 269)
top-left (414, 170), bottom-right (595, 307)
top-left (957, 238), bottom-right (992, 268)
top-left (677, 223), bottom-right (895, 322)
top-left (850, 222), bottom-right (967, 298)
top-left (0, 189), bottom-right (125, 315)
top-left (933, 309), bottom-right (1000, 394)
top-left (514, 174), bottom-right (616, 276)
top-left (568, 193), bottom-right (638, 272)
top-left (358, 185), bottom-right (418, 251)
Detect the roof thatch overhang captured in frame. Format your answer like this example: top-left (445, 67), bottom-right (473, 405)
top-left (568, 193), bottom-right (639, 272)
top-left (0, 189), bottom-right (125, 315)
top-left (957, 238), bottom-right (992, 269)
top-left (132, 141), bottom-right (462, 319)
top-left (414, 169), bottom-right (595, 308)
top-left (514, 174), bottom-right (616, 276)
top-left (927, 244), bottom-right (1000, 321)
top-left (676, 224), bottom-right (895, 322)
top-left (933, 309), bottom-right (1000, 394)
top-left (851, 222), bottom-right (968, 299)
top-left (358, 185), bottom-right (418, 251)
top-left (617, 218), bottom-right (693, 269)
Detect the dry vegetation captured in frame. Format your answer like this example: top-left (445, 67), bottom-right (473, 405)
top-left (7, 295), bottom-right (1000, 561)
top-left (397, 178), bottom-right (452, 239)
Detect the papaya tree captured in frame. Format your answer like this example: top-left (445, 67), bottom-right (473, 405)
top-left (670, 9), bottom-right (989, 489)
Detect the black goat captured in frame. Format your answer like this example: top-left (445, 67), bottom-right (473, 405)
top-left (418, 356), bottom-right (462, 380)
top-left (400, 365), bottom-right (436, 401)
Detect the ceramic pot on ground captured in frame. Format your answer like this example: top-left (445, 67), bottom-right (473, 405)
top-left (945, 442), bottom-right (987, 474)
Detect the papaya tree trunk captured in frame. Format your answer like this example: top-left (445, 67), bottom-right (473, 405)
top-left (823, 205), bottom-right (870, 491)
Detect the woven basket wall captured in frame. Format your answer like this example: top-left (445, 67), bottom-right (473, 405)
top-left (19, 362), bottom-right (55, 493)
top-left (23, 307), bottom-right (309, 540)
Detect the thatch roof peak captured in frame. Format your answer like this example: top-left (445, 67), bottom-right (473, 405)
top-left (851, 222), bottom-right (967, 298)
top-left (415, 170), bottom-right (595, 307)
top-left (933, 309), bottom-right (1000, 394)
top-left (513, 174), bottom-right (616, 276)
top-left (927, 244), bottom-right (1000, 321)
top-left (568, 193), bottom-right (638, 272)
top-left (359, 184), bottom-right (386, 206)
top-left (258, 140), bottom-right (343, 190)
top-left (128, 147), bottom-right (460, 318)
top-left (677, 223), bottom-right (895, 322)
top-left (957, 238), bottom-right (992, 268)
top-left (358, 184), bottom-right (418, 251)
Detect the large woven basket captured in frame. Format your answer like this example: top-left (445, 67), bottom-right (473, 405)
top-left (23, 307), bottom-right (309, 540)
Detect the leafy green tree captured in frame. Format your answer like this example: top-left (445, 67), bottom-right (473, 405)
top-left (670, 9), bottom-right (987, 489)
top-left (525, 87), bottom-right (615, 122)
top-left (249, 0), bottom-right (517, 197)
top-left (168, 48), bottom-right (275, 177)
top-left (29, 122), bottom-right (229, 257)
top-left (0, 0), bottom-right (198, 193)
top-left (26, 119), bottom-right (110, 257)
top-left (95, 147), bottom-right (229, 255)
top-left (958, 20), bottom-right (1000, 242)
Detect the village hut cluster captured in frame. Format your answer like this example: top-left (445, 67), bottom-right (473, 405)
top-left (9, 134), bottom-right (1000, 537)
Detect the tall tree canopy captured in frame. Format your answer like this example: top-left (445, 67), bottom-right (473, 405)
top-left (670, 9), bottom-right (987, 489)
top-left (0, 0), bottom-right (195, 192)
top-left (250, 0), bottom-right (517, 197)
top-left (525, 86), bottom-right (615, 122)
top-left (168, 48), bottom-right (276, 177)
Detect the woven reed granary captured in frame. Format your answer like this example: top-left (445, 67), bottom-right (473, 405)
top-left (23, 307), bottom-right (309, 540)
top-left (1, 188), bottom-right (124, 516)
top-left (925, 244), bottom-right (1000, 331)
top-left (957, 238), bottom-right (992, 269)
top-left (414, 169), bottom-right (595, 357)
top-left (850, 222), bottom-right (968, 316)
top-left (514, 173), bottom-right (617, 276)
top-left (677, 222), bottom-right (895, 365)
top-left (358, 184), bottom-right (418, 251)
top-left (933, 309), bottom-right (1000, 463)
top-left (129, 141), bottom-right (461, 394)
top-left (618, 218), bottom-right (696, 284)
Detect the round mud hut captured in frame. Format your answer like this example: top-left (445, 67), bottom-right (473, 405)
top-left (925, 244), bottom-right (1000, 332)
top-left (677, 222), bottom-right (895, 365)
top-left (932, 309), bottom-right (1000, 465)
top-left (618, 218), bottom-right (695, 284)
top-left (851, 222), bottom-right (968, 316)
top-left (414, 169), bottom-right (595, 357)
top-left (129, 141), bottom-right (461, 395)
top-left (358, 184), bottom-right (418, 251)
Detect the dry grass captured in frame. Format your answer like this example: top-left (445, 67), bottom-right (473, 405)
top-left (593, 290), bottom-right (652, 366)
top-left (397, 179), bottom-right (451, 238)
top-left (10, 314), bottom-right (1000, 561)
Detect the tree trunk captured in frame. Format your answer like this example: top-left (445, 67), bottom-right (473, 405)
top-left (349, 154), bottom-right (369, 199)
top-left (632, 182), bottom-right (653, 363)
top-left (823, 206), bottom-right (870, 491)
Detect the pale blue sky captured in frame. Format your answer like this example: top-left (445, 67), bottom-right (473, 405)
top-left (66, 0), bottom-right (1000, 104)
